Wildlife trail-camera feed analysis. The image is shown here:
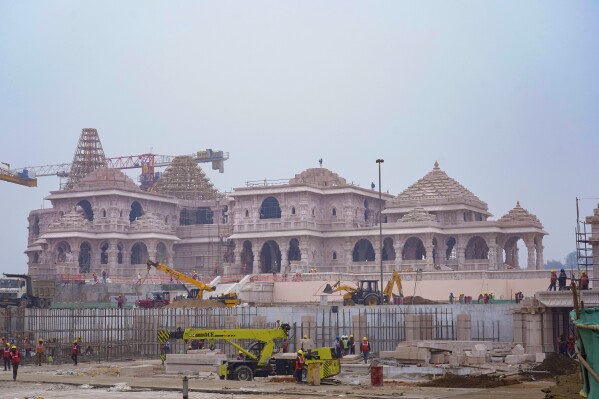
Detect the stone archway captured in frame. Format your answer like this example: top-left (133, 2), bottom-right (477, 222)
top-left (79, 242), bottom-right (91, 273)
top-left (504, 236), bottom-right (523, 268)
top-left (130, 242), bottom-right (149, 265)
top-left (240, 241), bottom-right (254, 274)
top-left (261, 240), bottom-right (282, 273)
top-left (288, 238), bottom-right (301, 262)
top-left (465, 236), bottom-right (489, 260)
top-left (402, 237), bottom-right (426, 260)
top-left (352, 239), bottom-right (375, 262)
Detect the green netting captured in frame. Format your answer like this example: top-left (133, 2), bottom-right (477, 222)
top-left (570, 308), bottom-right (599, 398)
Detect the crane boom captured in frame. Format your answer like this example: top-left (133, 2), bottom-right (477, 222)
top-left (0, 163), bottom-right (37, 187)
top-left (13, 150), bottom-right (229, 177)
top-left (146, 260), bottom-right (215, 299)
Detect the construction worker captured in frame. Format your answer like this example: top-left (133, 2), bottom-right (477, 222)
top-left (295, 350), bottom-right (305, 384)
top-left (3, 342), bottom-right (11, 371)
top-left (581, 272), bottom-right (590, 290)
top-left (71, 340), bottom-right (79, 365)
top-left (334, 336), bottom-right (342, 358)
top-left (360, 336), bottom-right (371, 364)
top-left (237, 350), bottom-right (245, 360)
top-left (9, 345), bottom-right (19, 380)
top-left (23, 336), bottom-right (31, 359)
top-left (558, 269), bottom-right (568, 291)
top-left (548, 270), bottom-right (557, 291)
top-left (117, 295), bottom-right (124, 309)
top-left (349, 335), bottom-right (355, 355)
top-left (558, 334), bottom-right (567, 355)
top-left (566, 335), bottom-right (576, 358)
top-left (341, 335), bottom-right (349, 356)
top-left (35, 338), bottom-right (44, 366)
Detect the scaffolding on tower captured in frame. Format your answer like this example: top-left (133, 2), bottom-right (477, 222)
top-left (575, 197), bottom-right (594, 274)
top-left (65, 128), bottom-right (107, 190)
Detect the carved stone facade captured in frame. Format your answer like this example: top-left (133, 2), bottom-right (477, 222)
top-left (228, 163), bottom-right (547, 274)
top-left (26, 163), bottom-right (547, 279)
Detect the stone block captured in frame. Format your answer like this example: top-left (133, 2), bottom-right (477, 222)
top-left (166, 353), bottom-right (227, 366)
top-left (379, 351), bottom-right (396, 359)
top-left (511, 344), bottom-right (525, 355)
top-left (389, 347), bottom-right (431, 364)
top-left (535, 352), bottom-right (546, 363)
top-left (465, 355), bottom-right (486, 365)
top-left (448, 353), bottom-right (466, 366)
top-left (505, 355), bottom-right (526, 364)
top-left (119, 365), bottom-right (154, 377)
top-left (430, 353), bottom-right (447, 364)
top-left (166, 364), bottom-right (219, 374)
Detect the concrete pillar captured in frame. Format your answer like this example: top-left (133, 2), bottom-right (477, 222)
top-left (421, 314), bottom-right (433, 340)
top-left (424, 240), bottom-right (434, 271)
top-left (456, 246), bottom-right (466, 270)
top-left (512, 312), bottom-right (524, 345)
top-left (488, 246), bottom-right (498, 270)
top-left (524, 313), bottom-right (543, 354)
top-left (405, 314), bottom-right (419, 341)
top-left (352, 313), bottom-right (368, 345)
top-left (542, 311), bottom-right (554, 353)
top-left (536, 244), bottom-right (544, 271)
top-left (457, 314), bottom-right (472, 341)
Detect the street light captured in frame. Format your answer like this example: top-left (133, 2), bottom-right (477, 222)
top-left (376, 159), bottom-right (384, 302)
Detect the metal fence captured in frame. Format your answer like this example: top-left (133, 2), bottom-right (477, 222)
top-left (0, 305), bottom-right (499, 364)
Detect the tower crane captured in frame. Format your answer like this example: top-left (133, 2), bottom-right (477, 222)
top-left (13, 149), bottom-right (228, 190)
top-left (0, 162), bottom-right (37, 187)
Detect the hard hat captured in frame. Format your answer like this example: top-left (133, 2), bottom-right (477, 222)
top-left (239, 350), bottom-right (243, 354)
top-left (297, 349), bottom-right (303, 355)
top-left (4, 343), bottom-right (8, 346)
top-left (39, 338), bottom-right (43, 342)
top-left (73, 340), bottom-right (78, 344)
top-left (11, 345), bottom-right (16, 349)
top-left (550, 269), bottom-right (554, 272)
top-left (363, 337), bottom-right (367, 340)
top-left (350, 335), bottom-right (353, 338)
top-left (336, 336), bottom-right (339, 339)
top-left (303, 335), bottom-right (307, 339)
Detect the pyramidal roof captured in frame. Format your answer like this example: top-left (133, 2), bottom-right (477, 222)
top-left (498, 201), bottom-right (543, 228)
top-left (154, 156), bottom-right (218, 200)
top-left (395, 162), bottom-right (487, 209)
top-left (72, 168), bottom-right (141, 192)
top-left (289, 168), bottom-right (347, 187)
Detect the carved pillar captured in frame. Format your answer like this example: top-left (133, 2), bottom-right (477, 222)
top-left (424, 237), bottom-right (434, 271)
top-left (395, 237), bottom-right (404, 270)
top-left (456, 237), bottom-right (466, 271)
top-left (488, 246), bottom-right (498, 270)
top-left (343, 239), bottom-right (353, 272)
top-left (526, 244), bottom-right (536, 270)
top-left (536, 236), bottom-right (544, 270)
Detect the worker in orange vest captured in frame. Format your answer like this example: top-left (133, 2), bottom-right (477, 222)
top-left (360, 336), bottom-right (371, 364)
top-left (295, 350), bottom-right (305, 384)
top-left (9, 345), bottom-right (20, 381)
top-left (35, 338), bottom-right (44, 366)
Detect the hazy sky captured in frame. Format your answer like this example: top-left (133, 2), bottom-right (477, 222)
top-left (1, 1), bottom-right (598, 274)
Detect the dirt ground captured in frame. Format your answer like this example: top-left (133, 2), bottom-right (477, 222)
top-left (0, 358), bottom-right (561, 399)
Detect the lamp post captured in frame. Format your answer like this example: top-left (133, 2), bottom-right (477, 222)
top-left (376, 159), bottom-right (384, 302)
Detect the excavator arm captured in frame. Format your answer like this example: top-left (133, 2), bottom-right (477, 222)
top-left (323, 281), bottom-right (357, 295)
top-left (146, 260), bottom-right (215, 299)
top-left (383, 270), bottom-right (403, 302)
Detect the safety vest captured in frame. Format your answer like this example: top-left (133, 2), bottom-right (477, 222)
top-left (10, 350), bottom-right (19, 364)
top-left (72, 344), bottom-right (78, 355)
top-left (295, 355), bottom-right (305, 370)
top-left (361, 340), bottom-right (370, 351)
top-left (3, 347), bottom-right (9, 358)
top-left (36, 343), bottom-right (44, 353)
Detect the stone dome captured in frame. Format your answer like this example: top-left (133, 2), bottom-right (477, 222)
top-left (72, 168), bottom-right (141, 192)
top-left (498, 201), bottom-right (543, 228)
top-left (289, 168), bottom-right (347, 187)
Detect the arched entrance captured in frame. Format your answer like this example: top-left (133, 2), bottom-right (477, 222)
top-left (382, 237), bottom-right (396, 261)
top-left (261, 241), bottom-right (282, 273)
top-left (352, 239), bottom-right (375, 262)
top-left (240, 241), bottom-right (254, 274)
top-left (402, 237), bottom-right (426, 260)
top-left (504, 236), bottom-right (525, 268)
top-left (79, 242), bottom-right (91, 273)
top-left (465, 236), bottom-right (489, 259)
top-left (131, 242), bottom-right (149, 265)
top-left (287, 238), bottom-right (301, 262)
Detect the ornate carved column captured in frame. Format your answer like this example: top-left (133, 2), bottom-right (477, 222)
top-left (424, 236), bottom-right (434, 271)
top-left (526, 242), bottom-right (536, 269)
top-left (456, 237), bottom-right (466, 271)
top-left (395, 237), bottom-right (404, 271)
top-left (534, 235), bottom-right (544, 270)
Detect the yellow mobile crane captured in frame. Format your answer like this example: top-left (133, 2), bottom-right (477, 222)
top-left (323, 270), bottom-right (403, 306)
top-left (146, 260), bottom-right (239, 306)
top-left (161, 324), bottom-right (340, 381)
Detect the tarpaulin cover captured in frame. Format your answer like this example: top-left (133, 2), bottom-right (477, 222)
top-left (571, 308), bottom-right (599, 398)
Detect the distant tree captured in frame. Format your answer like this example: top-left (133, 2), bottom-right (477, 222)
top-left (544, 260), bottom-right (565, 270)
top-left (565, 251), bottom-right (578, 268)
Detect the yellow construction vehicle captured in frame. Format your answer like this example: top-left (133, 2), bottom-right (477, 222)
top-left (146, 260), bottom-right (239, 307)
top-left (323, 270), bottom-right (403, 306)
top-left (0, 162), bottom-right (37, 187)
top-left (161, 324), bottom-right (340, 381)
